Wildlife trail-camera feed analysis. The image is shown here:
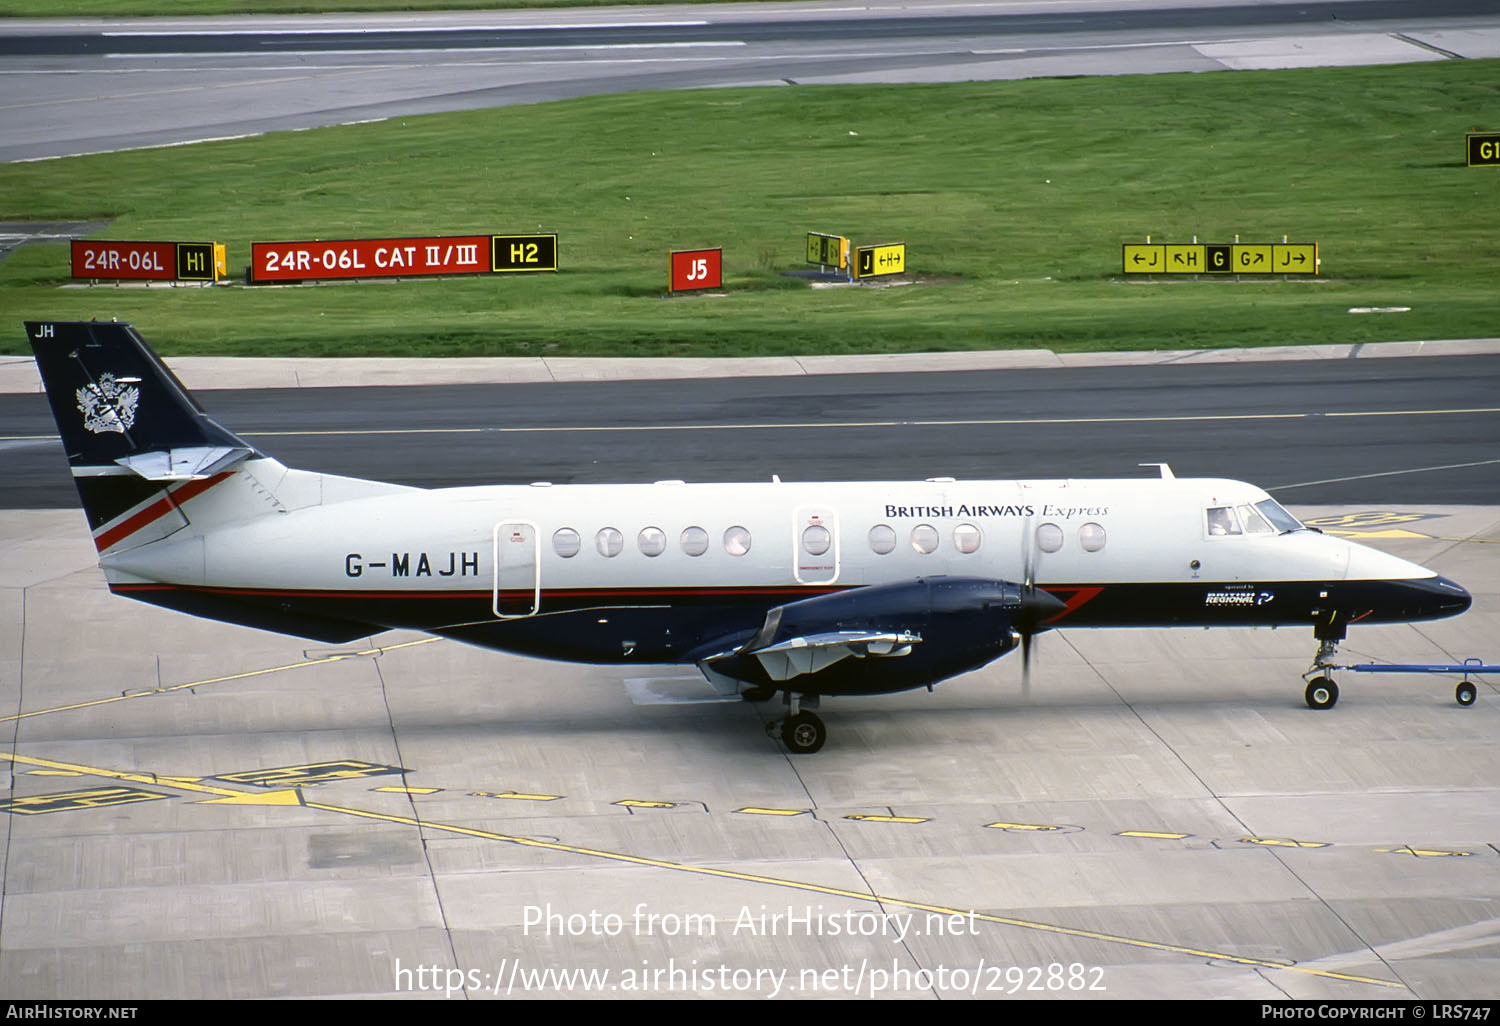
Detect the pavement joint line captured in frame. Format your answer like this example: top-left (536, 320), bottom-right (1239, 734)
top-left (0, 635), bottom-right (439, 724)
top-left (0, 744), bottom-right (1402, 987)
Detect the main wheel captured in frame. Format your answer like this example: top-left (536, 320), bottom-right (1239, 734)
top-left (780, 711), bottom-right (826, 754)
top-left (1305, 677), bottom-right (1339, 710)
top-left (1456, 681), bottom-right (1477, 707)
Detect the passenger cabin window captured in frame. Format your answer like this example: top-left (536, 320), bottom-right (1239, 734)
top-left (911, 524), bottom-right (939, 554)
top-left (953, 524), bottom-right (981, 554)
top-left (596, 527), bottom-right (624, 557)
top-left (553, 528), bottom-right (581, 558)
top-left (1079, 522), bottom-right (1107, 552)
top-left (681, 526), bottom-right (709, 556)
top-left (638, 526), bottom-right (666, 556)
top-left (869, 524), bottom-right (896, 555)
top-left (724, 526), bottom-right (752, 557)
top-left (1206, 506), bottom-right (1241, 536)
top-left (802, 524), bottom-right (831, 556)
top-left (1036, 523), bottom-right (1064, 553)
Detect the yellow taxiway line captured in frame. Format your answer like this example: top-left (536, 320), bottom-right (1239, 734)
top-left (0, 746), bottom-right (1404, 991)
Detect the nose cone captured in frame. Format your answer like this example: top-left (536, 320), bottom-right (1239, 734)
top-left (1428, 575), bottom-right (1473, 618)
top-left (1388, 574), bottom-right (1472, 623)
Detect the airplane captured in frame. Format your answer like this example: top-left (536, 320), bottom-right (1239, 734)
top-left (25, 319), bottom-right (1475, 753)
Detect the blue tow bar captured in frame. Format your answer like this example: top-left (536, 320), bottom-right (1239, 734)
top-left (1340, 658), bottom-right (1498, 678)
top-left (1332, 659), bottom-right (1491, 707)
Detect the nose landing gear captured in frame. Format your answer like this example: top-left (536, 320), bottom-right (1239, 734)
top-left (1302, 626), bottom-right (1345, 709)
top-left (1302, 618), bottom-right (1346, 710)
top-left (1304, 675), bottom-right (1339, 710)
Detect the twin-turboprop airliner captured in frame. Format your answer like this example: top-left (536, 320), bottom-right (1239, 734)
top-left (26, 320), bottom-right (1473, 753)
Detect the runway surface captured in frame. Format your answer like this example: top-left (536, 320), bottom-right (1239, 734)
top-left (4, 349), bottom-right (1500, 507)
top-left (4, 0), bottom-right (1500, 162)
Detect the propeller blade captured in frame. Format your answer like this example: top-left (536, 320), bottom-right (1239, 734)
top-left (1014, 517), bottom-right (1064, 698)
top-left (1021, 629), bottom-right (1032, 699)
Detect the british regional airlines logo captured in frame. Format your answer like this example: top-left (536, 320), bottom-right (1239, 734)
top-left (76, 373), bottom-right (139, 435)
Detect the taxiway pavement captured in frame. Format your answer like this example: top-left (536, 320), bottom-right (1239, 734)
top-left (2, 500), bottom-right (1496, 999)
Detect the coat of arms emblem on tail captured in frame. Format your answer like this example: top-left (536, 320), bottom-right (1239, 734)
top-left (76, 372), bottom-right (139, 434)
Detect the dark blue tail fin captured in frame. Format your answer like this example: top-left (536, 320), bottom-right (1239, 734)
top-left (27, 319), bottom-right (254, 466)
top-left (26, 319), bottom-right (260, 544)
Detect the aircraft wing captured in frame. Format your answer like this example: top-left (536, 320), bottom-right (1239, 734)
top-left (746, 630), bottom-right (921, 681)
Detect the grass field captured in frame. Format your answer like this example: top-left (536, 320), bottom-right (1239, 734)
top-left (2, 61), bottom-right (1498, 357)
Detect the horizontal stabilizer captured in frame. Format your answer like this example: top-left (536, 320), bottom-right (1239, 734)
top-left (749, 630), bottom-right (921, 682)
top-left (116, 445), bottom-right (255, 481)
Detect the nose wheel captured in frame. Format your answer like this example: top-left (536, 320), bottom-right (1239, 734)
top-left (1304, 676), bottom-right (1339, 710)
top-left (1303, 626), bottom-right (1344, 710)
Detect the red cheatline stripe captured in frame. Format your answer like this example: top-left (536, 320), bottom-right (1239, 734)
top-left (108, 583), bottom-right (848, 601)
top-left (1044, 585), bottom-right (1104, 623)
top-left (94, 472), bottom-right (234, 552)
top-left (107, 583), bottom-right (1113, 614)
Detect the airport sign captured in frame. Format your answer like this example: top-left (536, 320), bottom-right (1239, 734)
top-left (1123, 241), bottom-right (1317, 276)
top-left (491, 234), bottom-right (558, 273)
top-left (855, 242), bottom-right (905, 279)
top-left (1272, 243), bottom-right (1317, 274)
top-left (669, 247), bottom-right (722, 293)
top-left (1164, 245), bottom-right (1204, 274)
top-left (1122, 245), bottom-right (1164, 273)
top-left (251, 235), bottom-right (491, 282)
top-left (806, 232), bottom-right (848, 269)
top-left (71, 240), bottom-right (226, 282)
top-left (1467, 133), bottom-right (1500, 166)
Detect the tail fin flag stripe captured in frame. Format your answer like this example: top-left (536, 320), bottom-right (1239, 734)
top-left (93, 471), bottom-right (234, 552)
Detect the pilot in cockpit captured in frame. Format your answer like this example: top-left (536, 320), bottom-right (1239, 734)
top-left (1207, 506), bottom-right (1236, 536)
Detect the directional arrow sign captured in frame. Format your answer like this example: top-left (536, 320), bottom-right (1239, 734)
top-left (854, 242), bottom-right (905, 279)
top-left (1121, 244), bottom-right (1164, 273)
top-left (1234, 245), bottom-right (1272, 272)
top-left (806, 232), bottom-right (848, 268)
top-left (1272, 243), bottom-right (1318, 275)
top-left (1164, 245), bottom-right (1204, 272)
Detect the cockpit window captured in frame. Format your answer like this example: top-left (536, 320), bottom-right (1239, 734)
top-left (1254, 498), bottom-right (1303, 534)
top-left (1237, 504), bottom-right (1274, 535)
top-left (1206, 506), bottom-right (1241, 536)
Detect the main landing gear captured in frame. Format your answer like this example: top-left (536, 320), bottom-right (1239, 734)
top-left (756, 691), bottom-right (827, 754)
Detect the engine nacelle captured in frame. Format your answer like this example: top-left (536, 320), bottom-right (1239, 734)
top-left (708, 576), bottom-right (1058, 696)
